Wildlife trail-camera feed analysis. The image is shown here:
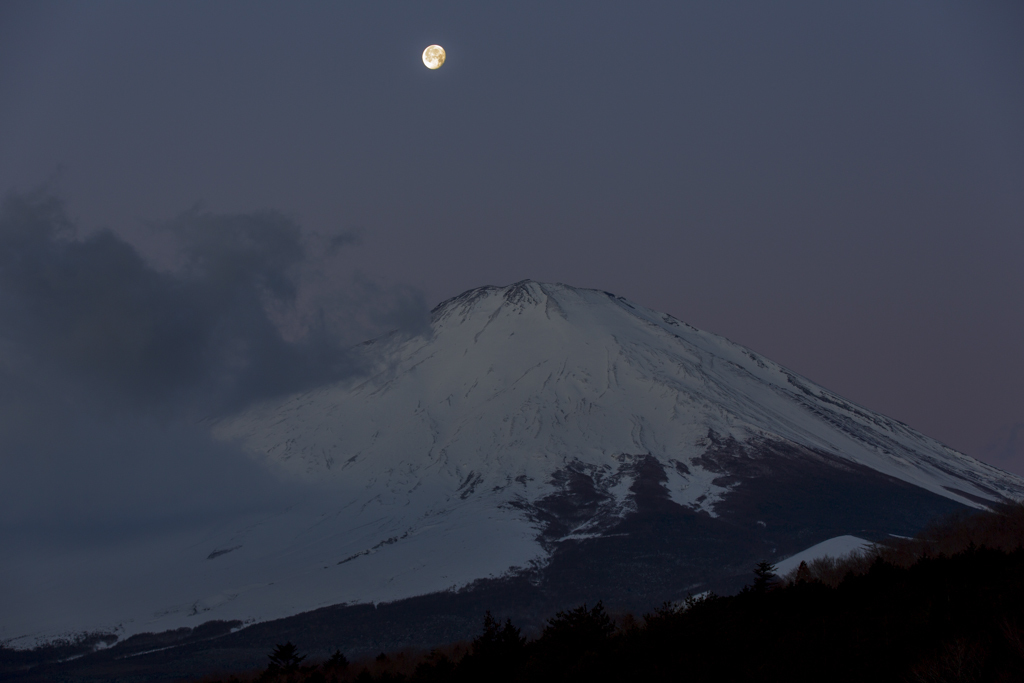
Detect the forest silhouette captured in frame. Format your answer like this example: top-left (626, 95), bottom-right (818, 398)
top-left (190, 504), bottom-right (1024, 683)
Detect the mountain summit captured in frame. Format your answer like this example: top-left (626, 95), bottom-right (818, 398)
top-left (9, 281), bottom-right (1022, 648)
top-left (223, 279), bottom-right (1016, 505)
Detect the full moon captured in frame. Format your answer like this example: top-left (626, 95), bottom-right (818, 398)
top-left (422, 45), bottom-right (446, 70)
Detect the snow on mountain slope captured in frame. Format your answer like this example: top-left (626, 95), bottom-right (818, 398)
top-left (5, 280), bottom-right (1021, 648)
top-left (774, 536), bottom-right (875, 577)
top-left (219, 280), bottom-right (1018, 504)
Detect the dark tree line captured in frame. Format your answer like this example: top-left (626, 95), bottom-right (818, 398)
top-left (208, 506), bottom-right (1024, 683)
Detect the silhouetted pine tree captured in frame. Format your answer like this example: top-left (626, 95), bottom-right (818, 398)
top-left (542, 601), bottom-right (615, 649)
top-left (530, 601), bottom-right (616, 680)
top-left (269, 642), bottom-right (306, 671)
top-left (324, 649), bottom-right (348, 672)
top-left (458, 611), bottom-right (526, 682)
top-left (752, 560), bottom-right (777, 593)
top-left (260, 641), bottom-right (307, 681)
top-left (472, 611), bottom-right (526, 660)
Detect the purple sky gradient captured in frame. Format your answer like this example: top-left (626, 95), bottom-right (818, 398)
top-left (1, 1), bottom-right (1022, 474)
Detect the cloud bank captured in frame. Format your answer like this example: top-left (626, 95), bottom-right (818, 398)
top-left (0, 190), bottom-right (429, 541)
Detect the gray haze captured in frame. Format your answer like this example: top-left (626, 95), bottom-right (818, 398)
top-left (0, 191), bottom-right (427, 546)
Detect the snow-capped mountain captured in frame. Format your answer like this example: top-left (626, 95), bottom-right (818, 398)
top-left (6, 280), bottom-right (1022, 650)
top-left (221, 279), bottom-right (1016, 504)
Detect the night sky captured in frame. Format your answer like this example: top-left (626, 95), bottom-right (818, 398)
top-left (1, 0), bottom-right (1022, 543)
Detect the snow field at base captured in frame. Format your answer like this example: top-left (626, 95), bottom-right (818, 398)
top-left (773, 535), bottom-right (875, 577)
top-left (6, 281), bottom-right (1023, 648)
top-left (3, 495), bottom-right (544, 648)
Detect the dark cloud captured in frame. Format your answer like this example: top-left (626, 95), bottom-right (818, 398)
top-left (352, 273), bottom-right (431, 339)
top-left (327, 231), bottom-right (362, 252)
top-left (0, 190), bottom-right (426, 414)
top-left (0, 189), bottom-right (429, 539)
top-left (0, 371), bottom-right (289, 537)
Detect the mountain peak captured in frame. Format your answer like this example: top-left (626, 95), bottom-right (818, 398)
top-left (229, 280), bottom-right (1021, 512)
top-left (432, 280), bottom-right (563, 319)
top-left (429, 281), bottom-right (653, 341)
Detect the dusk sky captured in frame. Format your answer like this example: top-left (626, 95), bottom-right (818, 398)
top-left (1, 0), bottom-right (1022, 535)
